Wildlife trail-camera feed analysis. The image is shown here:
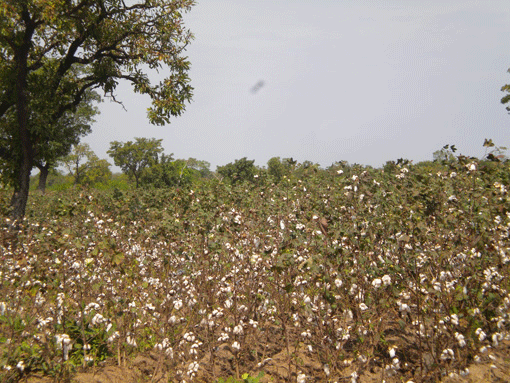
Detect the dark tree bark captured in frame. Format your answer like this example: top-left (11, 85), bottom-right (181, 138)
top-left (36, 163), bottom-right (50, 193)
top-left (9, 8), bottom-right (37, 222)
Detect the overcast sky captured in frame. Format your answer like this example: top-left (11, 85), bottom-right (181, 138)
top-left (86, 0), bottom-right (510, 170)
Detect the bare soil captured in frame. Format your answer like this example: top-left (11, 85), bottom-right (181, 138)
top-left (24, 340), bottom-right (510, 383)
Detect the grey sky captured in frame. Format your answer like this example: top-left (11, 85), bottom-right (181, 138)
top-left (87, 0), bottom-right (510, 170)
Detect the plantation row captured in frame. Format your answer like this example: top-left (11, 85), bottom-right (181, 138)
top-left (1, 157), bottom-right (510, 382)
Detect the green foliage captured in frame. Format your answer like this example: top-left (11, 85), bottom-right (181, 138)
top-left (60, 143), bottom-right (111, 186)
top-left (185, 157), bottom-right (212, 179)
top-left (108, 138), bottom-right (163, 188)
top-left (140, 154), bottom-right (202, 188)
top-left (217, 157), bottom-right (257, 185)
top-left (267, 157), bottom-right (294, 183)
top-left (0, 62), bottom-right (100, 188)
top-left (0, 0), bottom-right (195, 219)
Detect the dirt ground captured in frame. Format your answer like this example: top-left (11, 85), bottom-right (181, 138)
top-left (24, 340), bottom-right (510, 383)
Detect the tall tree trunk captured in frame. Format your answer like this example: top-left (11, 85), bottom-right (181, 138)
top-left (10, 159), bottom-right (32, 222)
top-left (37, 163), bottom-right (50, 193)
top-left (10, 16), bottom-right (34, 222)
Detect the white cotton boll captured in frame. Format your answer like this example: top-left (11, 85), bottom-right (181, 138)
top-left (297, 372), bottom-right (307, 383)
top-left (460, 368), bottom-right (470, 376)
top-left (126, 335), bottom-right (137, 347)
top-left (301, 330), bottom-right (311, 338)
top-left (91, 313), bottom-right (105, 326)
top-left (388, 346), bottom-right (397, 358)
top-left (108, 331), bottom-right (119, 343)
top-left (232, 341), bottom-right (240, 352)
top-left (398, 302), bottom-right (410, 312)
top-left (35, 292), bottom-right (45, 306)
top-left (440, 348), bottom-right (455, 360)
top-left (174, 299), bottom-right (183, 310)
top-left (372, 278), bottom-right (382, 288)
top-left (183, 332), bottom-right (195, 342)
top-left (455, 332), bottom-right (466, 347)
top-left (16, 361), bottom-right (25, 372)
top-left (492, 333), bottom-right (501, 347)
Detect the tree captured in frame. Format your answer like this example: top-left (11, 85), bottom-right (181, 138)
top-left (186, 158), bottom-right (212, 179)
top-left (141, 155), bottom-right (197, 188)
top-left (60, 143), bottom-right (110, 186)
top-left (0, 0), bottom-right (195, 221)
top-left (33, 87), bottom-right (101, 193)
top-left (0, 62), bottom-right (100, 193)
top-left (217, 157), bottom-right (257, 185)
top-left (267, 157), bottom-right (294, 183)
top-left (108, 138), bottom-right (163, 188)
top-left (81, 158), bottom-right (112, 186)
top-left (141, 156), bottom-right (211, 187)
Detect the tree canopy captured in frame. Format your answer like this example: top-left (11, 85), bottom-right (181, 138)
top-left (217, 157), bottom-right (257, 185)
top-left (60, 143), bottom-right (111, 186)
top-left (108, 137), bottom-right (163, 188)
top-left (0, 0), bottom-right (195, 220)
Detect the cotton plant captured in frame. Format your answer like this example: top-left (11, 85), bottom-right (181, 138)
top-left (1, 157), bottom-right (510, 382)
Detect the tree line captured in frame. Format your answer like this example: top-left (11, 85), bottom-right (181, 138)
top-left (25, 137), bottom-right (508, 195)
top-left (1, 0), bottom-right (510, 222)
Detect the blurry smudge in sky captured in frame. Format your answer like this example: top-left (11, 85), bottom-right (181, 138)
top-left (251, 80), bottom-right (264, 94)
